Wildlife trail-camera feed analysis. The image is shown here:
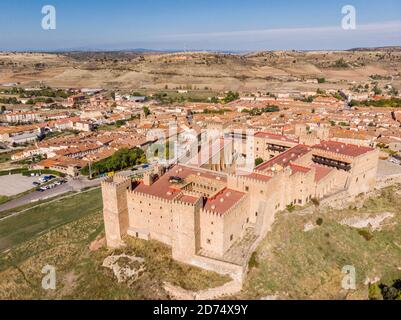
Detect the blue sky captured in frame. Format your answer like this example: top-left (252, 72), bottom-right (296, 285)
top-left (0, 0), bottom-right (400, 51)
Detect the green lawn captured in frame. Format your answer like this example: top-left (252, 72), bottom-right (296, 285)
top-left (0, 191), bottom-right (77, 220)
top-left (0, 188), bottom-right (103, 252)
top-left (0, 196), bottom-right (9, 206)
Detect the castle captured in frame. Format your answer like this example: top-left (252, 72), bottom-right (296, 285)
top-left (101, 131), bottom-right (379, 280)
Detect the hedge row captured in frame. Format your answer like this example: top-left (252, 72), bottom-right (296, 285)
top-left (0, 168), bottom-right (62, 177)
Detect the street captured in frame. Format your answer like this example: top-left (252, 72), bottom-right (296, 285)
top-left (0, 176), bottom-right (105, 212)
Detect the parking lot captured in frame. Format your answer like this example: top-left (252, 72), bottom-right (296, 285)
top-left (0, 174), bottom-right (40, 197)
top-left (377, 159), bottom-right (401, 178)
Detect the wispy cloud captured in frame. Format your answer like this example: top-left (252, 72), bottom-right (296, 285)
top-left (132, 20), bottom-right (400, 51)
top-left (156, 20), bottom-right (401, 40)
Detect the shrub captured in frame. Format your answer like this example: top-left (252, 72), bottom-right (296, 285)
top-left (316, 218), bottom-right (324, 226)
top-left (248, 252), bottom-right (259, 270)
top-left (255, 158), bottom-right (264, 167)
top-left (368, 284), bottom-right (383, 300)
top-left (286, 204), bottom-right (295, 212)
top-left (358, 229), bottom-right (373, 241)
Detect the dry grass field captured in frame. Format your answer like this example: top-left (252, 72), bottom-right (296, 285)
top-left (0, 188), bottom-right (230, 300)
top-left (1, 49), bottom-right (400, 92)
top-left (237, 185), bottom-right (401, 300)
top-left (0, 184), bottom-right (400, 299)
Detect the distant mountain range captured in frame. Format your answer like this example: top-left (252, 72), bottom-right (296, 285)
top-left (2, 46), bottom-right (400, 54)
top-left (348, 46), bottom-right (401, 52)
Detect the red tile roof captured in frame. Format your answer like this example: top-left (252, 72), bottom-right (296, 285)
top-left (311, 164), bottom-right (334, 182)
top-left (290, 163), bottom-right (311, 174)
top-left (177, 194), bottom-right (199, 204)
top-left (255, 131), bottom-right (299, 143)
top-left (255, 144), bottom-right (311, 171)
top-left (313, 141), bottom-right (374, 158)
top-left (133, 165), bottom-right (226, 201)
top-left (203, 188), bottom-right (246, 215)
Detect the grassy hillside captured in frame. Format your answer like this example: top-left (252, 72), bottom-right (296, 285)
top-left (0, 188), bottom-right (229, 299)
top-left (238, 186), bottom-right (401, 300)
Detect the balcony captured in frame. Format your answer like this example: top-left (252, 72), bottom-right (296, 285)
top-left (267, 144), bottom-right (289, 153)
top-left (312, 156), bottom-right (351, 171)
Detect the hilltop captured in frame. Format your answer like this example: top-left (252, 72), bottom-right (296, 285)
top-left (0, 49), bottom-right (400, 92)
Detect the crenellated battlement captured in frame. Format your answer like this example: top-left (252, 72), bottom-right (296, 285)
top-left (131, 190), bottom-right (174, 205)
top-left (101, 176), bottom-right (132, 191)
top-left (228, 171), bottom-right (273, 186)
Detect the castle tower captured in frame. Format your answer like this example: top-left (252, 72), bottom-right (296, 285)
top-left (171, 198), bottom-right (202, 263)
top-left (101, 176), bottom-right (132, 248)
top-left (295, 124), bottom-right (330, 146)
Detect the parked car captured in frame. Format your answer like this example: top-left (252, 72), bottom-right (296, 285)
top-left (33, 182), bottom-right (41, 186)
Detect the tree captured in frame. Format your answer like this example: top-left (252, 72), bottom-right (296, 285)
top-left (115, 120), bottom-right (126, 127)
top-left (80, 148), bottom-right (145, 177)
top-left (373, 85), bottom-right (382, 95)
top-left (317, 77), bottom-right (326, 84)
top-left (143, 106), bottom-right (151, 117)
top-left (223, 91), bottom-right (239, 103)
top-left (255, 158), bottom-right (264, 166)
top-left (210, 96), bottom-right (219, 103)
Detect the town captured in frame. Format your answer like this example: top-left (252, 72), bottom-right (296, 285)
top-left (1, 50), bottom-right (401, 301)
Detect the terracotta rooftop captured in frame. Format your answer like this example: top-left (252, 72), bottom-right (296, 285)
top-left (134, 165), bottom-right (227, 201)
top-left (255, 144), bottom-right (311, 171)
top-left (313, 141), bottom-right (374, 158)
top-left (311, 164), bottom-right (334, 182)
top-left (203, 188), bottom-right (246, 216)
top-left (255, 131), bottom-right (299, 143)
top-left (176, 194), bottom-right (200, 205)
top-left (289, 163), bottom-right (312, 175)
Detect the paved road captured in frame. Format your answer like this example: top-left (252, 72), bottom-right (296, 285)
top-left (0, 176), bottom-right (105, 212)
